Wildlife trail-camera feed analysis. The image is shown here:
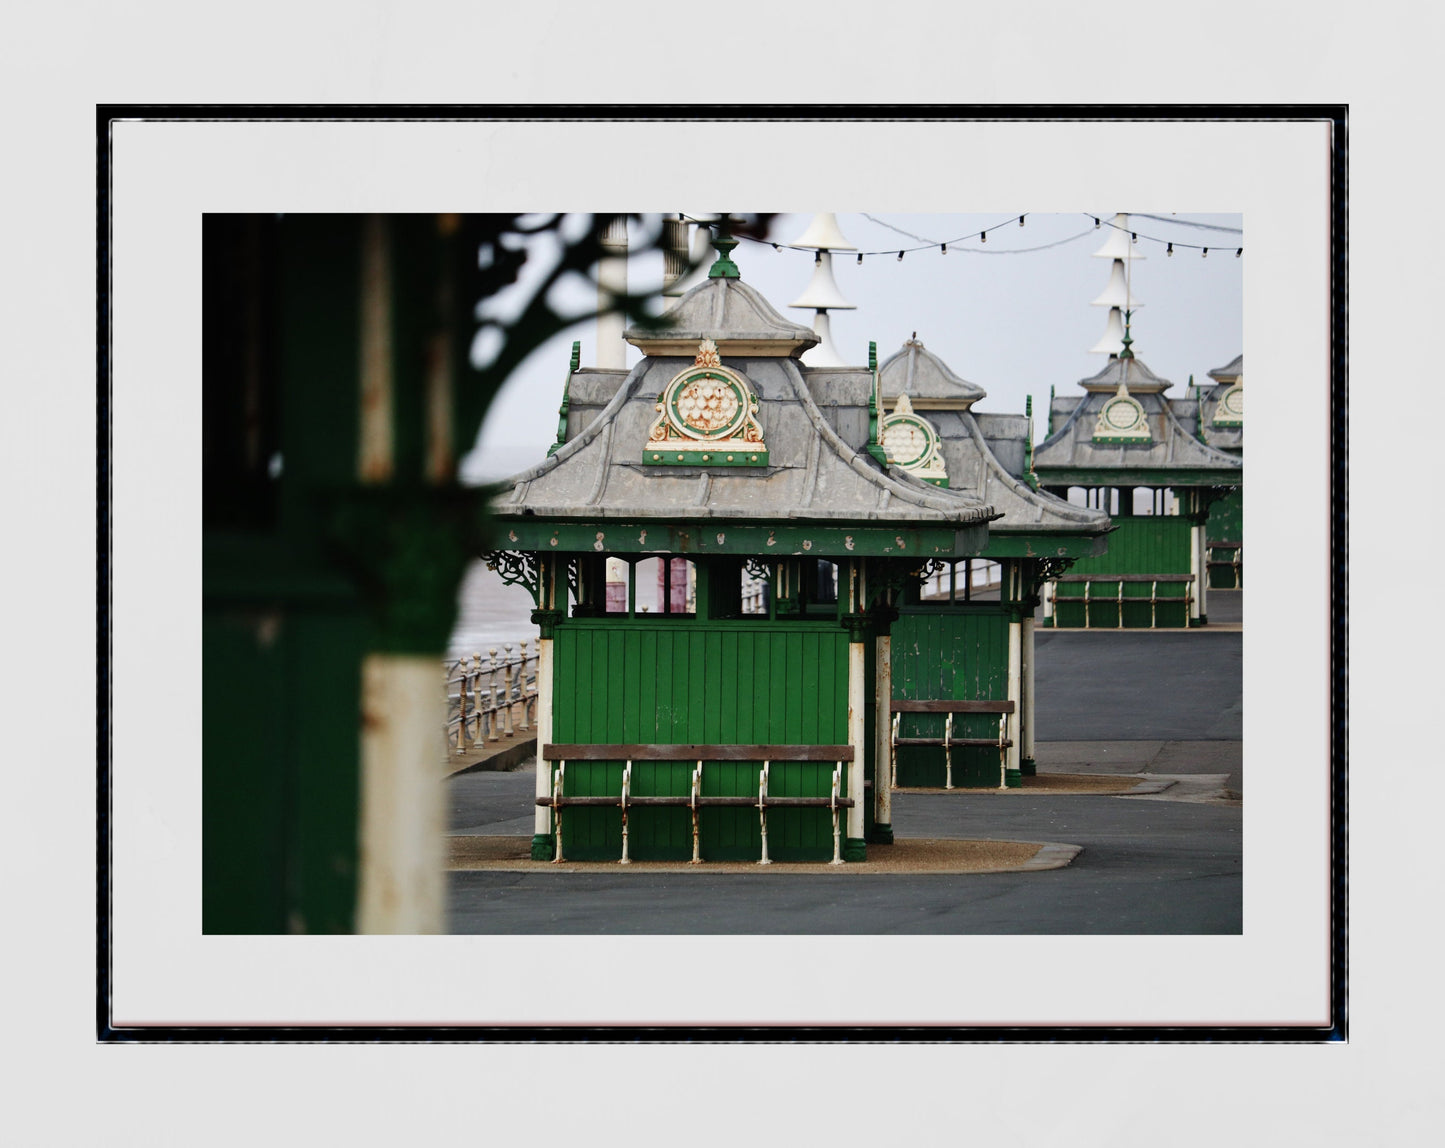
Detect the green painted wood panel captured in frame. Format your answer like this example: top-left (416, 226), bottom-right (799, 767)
top-left (890, 609), bottom-right (1011, 788)
top-left (550, 619), bottom-right (851, 860)
top-left (1054, 517), bottom-right (1193, 628)
top-left (1207, 489), bottom-right (1244, 589)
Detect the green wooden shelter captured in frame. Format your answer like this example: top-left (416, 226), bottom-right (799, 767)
top-left (1181, 353), bottom-right (1244, 589)
top-left (1033, 342), bottom-right (1242, 628)
top-left (485, 235), bottom-right (996, 862)
top-left (873, 339), bottom-right (1112, 789)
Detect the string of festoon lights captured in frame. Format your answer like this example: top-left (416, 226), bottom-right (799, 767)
top-left (677, 212), bottom-right (1242, 261)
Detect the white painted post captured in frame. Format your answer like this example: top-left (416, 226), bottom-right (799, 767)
top-left (487, 647), bottom-right (500, 740)
top-left (471, 653), bottom-right (485, 743)
top-left (847, 635), bottom-right (866, 848)
top-left (1021, 615), bottom-right (1036, 770)
top-left (356, 654), bottom-right (446, 933)
top-left (874, 633), bottom-right (892, 834)
top-left (501, 644), bottom-right (515, 736)
top-left (533, 638), bottom-right (554, 841)
top-left (1196, 523), bottom-right (1209, 621)
top-left (517, 640), bottom-right (530, 731)
top-left (1190, 524), bottom-right (1202, 623)
top-left (1005, 619), bottom-right (1022, 788)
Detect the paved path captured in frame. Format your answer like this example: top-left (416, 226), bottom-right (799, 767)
top-left (445, 611), bottom-right (1243, 934)
top-left (445, 759), bottom-right (1240, 934)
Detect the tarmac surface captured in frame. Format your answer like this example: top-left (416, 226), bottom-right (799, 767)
top-left (445, 592), bottom-right (1243, 935)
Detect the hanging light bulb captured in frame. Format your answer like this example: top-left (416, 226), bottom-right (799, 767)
top-left (1166, 242), bottom-right (1173, 256)
top-left (1236, 248), bottom-right (1243, 258)
top-left (814, 250), bottom-right (822, 264)
top-left (856, 253), bottom-right (863, 264)
top-left (1131, 232), bottom-right (1137, 244)
top-left (772, 243), bottom-right (781, 251)
top-left (980, 231), bottom-right (987, 244)
top-left (1202, 247), bottom-right (1209, 258)
top-left (897, 250), bottom-right (904, 261)
top-left (1018, 215), bottom-right (1026, 227)
top-left (941, 243), bottom-right (947, 254)
top-left (1094, 217), bottom-right (1101, 228)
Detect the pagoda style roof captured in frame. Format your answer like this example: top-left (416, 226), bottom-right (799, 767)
top-left (868, 341), bottom-right (1110, 558)
top-left (1034, 356), bottom-right (1242, 486)
top-left (1207, 353), bottom-right (1243, 384)
top-left (1191, 352), bottom-right (1243, 453)
top-left (625, 276), bottom-right (819, 358)
top-left (877, 338), bottom-right (987, 409)
top-left (492, 351), bottom-right (996, 556)
top-left (1074, 354), bottom-right (1172, 394)
top-left (932, 409), bottom-right (1110, 540)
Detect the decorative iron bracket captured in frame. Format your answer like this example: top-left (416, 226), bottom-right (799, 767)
top-left (483, 549), bottom-right (541, 602)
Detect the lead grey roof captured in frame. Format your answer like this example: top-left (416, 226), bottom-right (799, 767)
top-left (1207, 353), bottom-right (1243, 383)
top-left (624, 276), bottom-right (819, 358)
top-left (878, 339), bottom-right (987, 407)
top-left (493, 352), bottom-right (995, 527)
top-left (931, 409), bottom-right (1111, 534)
top-left (871, 340), bottom-right (1107, 536)
top-left (1034, 359), bottom-right (1243, 478)
top-left (1074, 354), bottom-right (1172, 394)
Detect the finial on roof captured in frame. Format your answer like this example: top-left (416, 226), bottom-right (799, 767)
top-left (707, 216), bottom-right (741, 280)
top-left (1119, 310), bottom-right (1135, 361)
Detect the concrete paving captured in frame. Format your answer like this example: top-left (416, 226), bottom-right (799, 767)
top-left (445, 612), bottom-right (1243, 934)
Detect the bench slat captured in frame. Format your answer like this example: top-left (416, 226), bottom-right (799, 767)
top-left (543, 743), bottom-right (854, 762)
top-left (538, 796), bottom-right (853, 809)
top-left (890, 700), bottom-right (1015, 714)
top-left (895, 737), bottom-right (1014, 748)
top-left (1054, 573), bottom-right (1194, 583)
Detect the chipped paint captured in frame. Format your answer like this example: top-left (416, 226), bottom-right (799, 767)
top-left (716, 532), bottom-right (726, 546)
top-left (638, 529), bottom-right (647, 545)
top-left (766, 531), bottom-right (776, 547)
top-left (844, 536), bottom-right (855, 551)
top-left (802, 539), bottom-right (813, 551)
top-left (593, 531), bottom-right (605, 552)
top-left (508, 530), bottom-right (518, 543)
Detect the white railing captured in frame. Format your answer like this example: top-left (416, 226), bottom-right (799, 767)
top-left (444, 641), bottom-right (539, 755)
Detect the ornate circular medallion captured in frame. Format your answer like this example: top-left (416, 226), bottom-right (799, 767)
top-left (1103, 398), bottom-right (1142, 431)
top-left (1218, 385), bottom-right (1243, 420)
top-left (659, 367), bottom-right (752, 441)
top-left (882, 417), bottom-right (931, 466)
top-left (671, 371), bottom-right (746, 438)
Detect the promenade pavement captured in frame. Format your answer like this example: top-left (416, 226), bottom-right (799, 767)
top-left (444, 595), bottom-right (1244, 934)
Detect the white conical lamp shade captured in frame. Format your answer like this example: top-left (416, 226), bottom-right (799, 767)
top-left (1092, 260), bottom-right (1144, 310)
top-left (800, 311), bottom-right (847, 367)
top-left (790, 213), bottom-right (856, 251)
top-left (1092, 213), bottom-right (1146, 261)
top-left (1090, 308), bottom-right (1127, 355)
top-left (790, 252), bottom-right (856, 311)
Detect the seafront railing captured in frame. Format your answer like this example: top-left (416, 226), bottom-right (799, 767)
top-left (444, 641), bottom-right (539, 755)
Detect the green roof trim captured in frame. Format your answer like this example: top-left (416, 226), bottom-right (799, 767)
top-left (487, 518), bottom-right (990, 559)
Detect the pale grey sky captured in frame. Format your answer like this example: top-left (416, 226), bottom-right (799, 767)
top-left (462, 212), bottom-right (1243, 483)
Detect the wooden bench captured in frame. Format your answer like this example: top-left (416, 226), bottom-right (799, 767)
top-left (538, 743), bottom-right (855, 865)
top-left (1207, 542), bottom-right (1242, 589)
top-left (889, 699), bottom-right (1015, 790)
top-left (1049, 573), bottom-right (1195, 628)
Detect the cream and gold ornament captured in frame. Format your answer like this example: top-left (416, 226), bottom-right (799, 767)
top-left (643, 339), bottom-right (769, 466)
top-left (880, 393), bottom-right (948, 486)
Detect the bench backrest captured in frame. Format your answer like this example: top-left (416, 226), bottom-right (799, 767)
top-left (542, 743), bottom-right (854, 762)
top-left (1054, 573), bottom-right (1195, 583)
top-left (889, 699), bottom-right (1015, 715)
